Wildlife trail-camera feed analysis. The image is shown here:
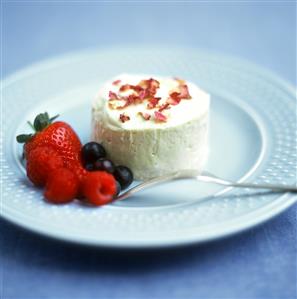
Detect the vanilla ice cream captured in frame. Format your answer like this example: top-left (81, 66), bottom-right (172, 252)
top-left (92, 74), bottom-right (210, 180)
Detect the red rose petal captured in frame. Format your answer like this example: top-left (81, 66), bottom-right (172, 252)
top-left (133, 85), bottom-right (143, 93)
top-left (139, 89), bottom-right (147, 100)
top-left (167, 79), bottom-right (192, 105)
top-left (167, 92), bottom-right (182, 105)
top-left (154, 111), bottom-right (167, 122)
top-left (119, 113), bottom-right (130, 123)
top-left (109, 91), bottom-right (119, 100)
top-left (112, 79), bottom-right (121, 85)
top-left (138, 112), bottom-right (151, 120)
top-left (180, 84), bottom-right (191, 99)
top-left (158, 103), bottom-right (171, 112)
top-left (147, 97), bottom-right (161, 109)
top-left (139, 78), bottom-right (160, 97)
top-left (119, 84), bottom-right (132, 92)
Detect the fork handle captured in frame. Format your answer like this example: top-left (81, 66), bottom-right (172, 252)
top-left (221, 181), bottom-right (297, 192)
top-left (197, 174), bottom-right (297, 192)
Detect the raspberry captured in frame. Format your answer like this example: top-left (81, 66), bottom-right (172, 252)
top-left (82, 171), bottom-right (116, 206)
top-left (26, 146), bottom-right (64, 187)
top-left (44, 168), bottom-right (79, 203)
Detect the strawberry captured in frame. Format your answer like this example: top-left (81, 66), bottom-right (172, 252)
top-left (72, 162), bottom-right (88, 182)
top-left (17, 112), bottom-right (82, 168)
top-left (44, 168), bottom-right (79, 203)
top-left (82, 171), bottom-right (117, 206)
top-left (26, 146), bottom-right (64, 187)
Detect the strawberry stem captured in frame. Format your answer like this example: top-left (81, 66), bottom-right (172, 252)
top-left (49, 114), bottom-right (59, 122)
top-left (16, 134), bottom-right (33, 143)
top-left (33, 113), bottom-right (50, 131)
top-left (27, 121), bottom-right (35, 131)
top-left (16, 112), bottom-right (59, 144)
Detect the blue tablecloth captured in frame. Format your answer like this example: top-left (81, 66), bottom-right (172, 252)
top-left (1, 2), bottom-right (296, 299)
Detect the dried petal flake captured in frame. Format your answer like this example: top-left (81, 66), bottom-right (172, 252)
top-left (179, 84), bottom-right (191, 99)
top-left (119, 113), bottom-right (130, 123)
top-left (138, 112), bottom-right (151, 120)
top-left (147, 97), bottom-right (161, 109)
top-left (154, 111), bottom-right (167, 122)
top-left (112, 79), bottom-right (121, 85)
top-left (158, 102), bottom-right (171, 112)
top-left (109, 91), bottom-right (118, 100)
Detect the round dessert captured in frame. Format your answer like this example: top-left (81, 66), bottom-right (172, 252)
top-left (91, 74), bottom-right (210, 180)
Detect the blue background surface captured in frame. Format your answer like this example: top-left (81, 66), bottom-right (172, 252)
top-left (1, 1), bottom-right (296, 299)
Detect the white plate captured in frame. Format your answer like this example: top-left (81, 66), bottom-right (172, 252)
top-left (1, 47), bottom-right (296, 248)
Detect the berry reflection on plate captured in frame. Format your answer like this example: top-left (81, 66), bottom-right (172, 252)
top-left (16, 74), bottom-right (210, 206)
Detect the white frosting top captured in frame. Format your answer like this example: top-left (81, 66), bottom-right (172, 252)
top-left (93, 74), bottom-right (210, 130)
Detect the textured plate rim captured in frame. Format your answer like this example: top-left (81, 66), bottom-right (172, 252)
top-left (1, 192), bottom-right (296, 249)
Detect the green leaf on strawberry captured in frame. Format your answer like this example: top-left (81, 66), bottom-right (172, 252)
top-left (16, 134), bottom-right (34, 143)
top-left (16, 112), bottom-right (59, 143)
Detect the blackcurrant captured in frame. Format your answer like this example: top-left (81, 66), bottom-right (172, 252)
top-left (114, 165), bottom-right (133, 190)
top-left (94, 158), bottom-right (115, 174)
top-left (82, 142), bottom-right (106, 164)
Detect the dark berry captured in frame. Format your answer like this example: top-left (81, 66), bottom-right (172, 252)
top-left (84, 163), bottom-right (95, 171)
top-left (82, 142), bottom-right (106, 164)
top-left (115, 181), bottom-right (121, 196)
top-left (94, 158), bottom-right (115, 174)
top-left (114, 165), bottom-right (133, 190)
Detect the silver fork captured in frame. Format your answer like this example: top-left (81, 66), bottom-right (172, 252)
top-left (116, 169), bottom-right (297, 201)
